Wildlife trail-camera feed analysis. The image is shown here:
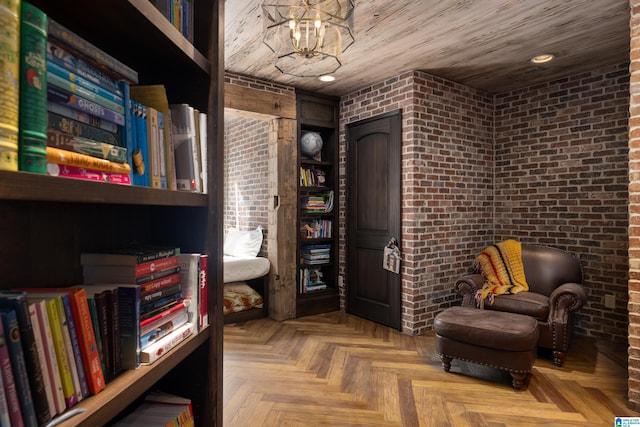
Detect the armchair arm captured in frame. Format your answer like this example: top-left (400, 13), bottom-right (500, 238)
top-left (548, 283), bottom-right (587, 352)
top-left (454, 274), bottom-right (484, 307)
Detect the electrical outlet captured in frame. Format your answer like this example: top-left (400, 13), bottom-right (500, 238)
top-left (604, 293), bottom-right (616, 309)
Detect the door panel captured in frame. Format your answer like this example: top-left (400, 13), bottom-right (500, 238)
top-left (346, 110), bottom-right (402, 329)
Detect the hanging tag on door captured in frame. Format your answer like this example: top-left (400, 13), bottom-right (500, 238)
top-left (383, 238), bottom-right (401, 274)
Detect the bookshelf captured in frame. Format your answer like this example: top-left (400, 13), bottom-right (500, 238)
top-left (296, 90), bottom-right (340, 317)
top-left (0, 0), bottom-right (223, 426)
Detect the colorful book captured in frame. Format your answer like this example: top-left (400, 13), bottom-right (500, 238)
top-left (48, 100), bottom-right (119, 134)
top-left (0, 291), bottom-right (51, 425)
top-left (18, 1), bottom-right (48, 174)
top-left (43, 298), bottom-right (77, 408)
top-left (140, 272), bottom-right (182, 296)
top-left (146, 106), bottom-right (161, 189)
top-left (47, 129), bottom-right (126, 163)
top-left (0, 313), bottom-right (23, 427)
top-left (81, 246), bottom-right (179, 266)
top-left (26, 302), bottom-right (56, 416)
top-left (46, 146), bottom-right (131, 175)
top-left (85, 284), bottom-right (120, 381)
top-left (0, 309), bottom-right (37, 427)
top-left (47, 84), bottom-right (125, 126)
top-left (140, 311), bottom-right (188, 350)
top-left (0, 362), bottom-right (10, 427)
top-left (134, 101), bottom-right (150, 187)
top-left (48, 111), bottom-right (120, 146)
top-left (54, 295), bottom-right (85, 403)
top-left (178, 254), bottom-right (201, 332)
top-left (199, 254), bottom-right (209, 329)
top-left (47, 72), bottom-right (125, 115)
top-left (140, 300), bottom-right (189, 337)
top-left (27, 298), bottom-right (65, 415)
top-left (48, 19), bottom-right (138, 84)
top-left (140, 322), bottom-right (193, 365)
top-left (130, 85), bottom-right (176, 190)
top-left (0, 0), bottom-right (20, 171)
top-left (157, 111), bottom-right (167, 189)
top-left (82, 255), bottom-right (179, 283)
top-left (47, 60), bottom-right (124, 105)
top-left (46, 162), bottom-right (132, 185)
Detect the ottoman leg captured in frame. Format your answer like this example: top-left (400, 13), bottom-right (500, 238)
top-left (509, 372), bottom-right (528, 390)
top-left (440, 355), bottom-right (452, 372)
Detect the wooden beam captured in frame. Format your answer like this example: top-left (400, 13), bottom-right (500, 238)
top-left (224, 83), bottom-right (296, 119)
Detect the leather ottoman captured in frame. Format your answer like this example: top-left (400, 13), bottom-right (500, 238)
top-left (434, 306), bottom-right (538, 390)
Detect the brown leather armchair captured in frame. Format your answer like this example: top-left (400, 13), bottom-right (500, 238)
top-left (454, 244), bottom-right (587, 367)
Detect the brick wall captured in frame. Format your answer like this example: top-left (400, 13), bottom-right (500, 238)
top-left (340, 71), bottom-right (494, 335)
top-left (223, 115), bottom-right (270, 251)
top-left (494, 64), bottom-right (630, 342)
top-left (629, 0), bottom-right (640, 410)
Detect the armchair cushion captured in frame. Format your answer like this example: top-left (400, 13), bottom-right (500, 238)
top-left (489, 292), bottom-right (549, 320)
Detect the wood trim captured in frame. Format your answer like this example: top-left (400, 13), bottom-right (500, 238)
top-left (224, 83), bottom-right (296, 119)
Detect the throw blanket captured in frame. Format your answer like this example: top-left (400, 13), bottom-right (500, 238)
top-left (475, 239), bottom-right (528, 307)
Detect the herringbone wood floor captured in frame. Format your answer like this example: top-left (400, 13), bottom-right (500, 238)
top-left (223, 311), bottom-right (639, 426)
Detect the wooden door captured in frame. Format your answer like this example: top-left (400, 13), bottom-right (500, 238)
top-left (346, 110), bottom-right (402, 329)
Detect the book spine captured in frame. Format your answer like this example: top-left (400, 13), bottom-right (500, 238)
top-left (0, 310), bottom-right (37, 427)
top-left (86, 298), bottom-right (106, 382)
top-left (111, 289), bottom-right (121, 375)
top-left (199, 254), bottom-right (209, 329)
top-left (48, 19), bottom-right (139, 84)
top-left (117, 287), bottom-right (141, 370)
top-left (48, 111), bottom-right (120, 146)
top-left (48, 72), bottom-right (125, 115)
top-left (177, 254), bottom-right (199, 330)
top-left (48, 101), bottom-right (119, 134)
top-left (54, 297), bottom-right (83, 403)
top-left (141, 283), bottom-right (182, 307)
top-left (147, 106), bottom-right (161, 188)
top-left (68, 289), bottom-right (105, 395)
top-left (46, 146), bottom-right (131, 174)
top-left (134, 256), bottom-right (179, 277)
top-left (139, 311), bottom-right (189, 350)
top-left (92, 292), bottom-right (113, 382)
top-left (170, 104), bottom-right (198, 192)
top-left (134, 101), bottom-right (150, 187)
top-left (47, 162), bottom-right (132, 185)
top-left (140, 291), bottom-right (183, 315)
top-left (0, 293), bottom-right (51, 425)
top-left (47, 85), bottom-right (125, 126)
top-left (27, 302), bottom-right (56, 416)
top-left (47, 129), bottom-right (127, 163)
top-left (31, 300), bottom-right (65, 415)
top-left (60, 295), bottom-right (90, 399)
top-left (0, 354), bottom-right (11, 427)
top-left (140, 300), bottom-right (180, 321)
top-left (46, 41), bottom-right (123, 96)
top-left (18, 1), bottom-right (48, 174)
top-left (0, 0), bottom-right (20, 171)
top-left (47, 60), bottom-right (124, 105)
top-left (157, 111), bottom-right (167, 189)
top-left (0, 313), bottom-right (23, 427)
top-left (44, 299), bottom-right (77, 408)
top-left (140, 301), bottom-right (188, 336)
top-left (140, 322), bottom-right (193, 365)
top-left (140, 272), bottom-right (182, 295)
top-left (121, 80), bottom-right (136, 185)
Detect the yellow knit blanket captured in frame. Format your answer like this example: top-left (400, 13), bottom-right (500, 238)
top-left (475, 240), bottom-right (528, 307)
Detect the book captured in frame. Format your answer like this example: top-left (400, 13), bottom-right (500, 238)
top-left (81, 246), bottom-right (179, 266)
top-left (140, 311), bottom-right (188, 350)
top-left (48, 111), bottom-right (120, 146)
top-left (82, 255), bottom-right (179, 283)
top-left (18, 1), bottom-right (48, 174)
top-left (48, 72), bottom-right (125, 115)
top-left (132, 100), bottom-right (150, 187)
top-left (47, 60), bottom-right (124, 105)
top-left (47, 129), bottom-right (127, 163)
top-left (140, 273), bottom-right (182, 296)
top-left (170, 103), bottom-right (199, 192)
top-left (48, 100), bottom-right (119, 134)
top-left (46, 162), bottom-right (132, 185)
top-left (112, 390), bottom-right (193, 427)
top-left (140, 283), bottom-right (183, 308)
top-left (86, 298), bottom-right (105, 381)
top-left (199, 254), bottom-right (209, 329)
top-left (140, 322), bottom-right (193, 365)
top-left (0, 0), bottom-right (20, 171)
top-left (86, 288), bottom-right (116, 382)
top-left (0, 361), bottom-right (10, 427)
top-left (0, 309), bottom-right (37, 427)
top-left (46, 40), bottom-right (123, 96)
top-left (47, 84), bottom-right (125, 126)
top-left (130, 85), bottom-right (176, 190)
top-left (27, 298), bottom-right (65, 415)
top-left (157, 111), bottom-right (167, 189)
top-left (198, 111), bottom-right (208, 194)
top-left (47, 19), bottom-right (138, 84)
top-left (140, 300), bottom-right (189, 338)
top-left (26, 302), bottom-right (56, 416)
top-left (43, 298), bottom-right (77, 409)
top-left (0, 291), bottom-right (51, 425)
top-left (46, 146), bottom-right (131, 175)
top-left (177, 254), bottom-right (200, 332)
top-left (0, 313), bottom-right (24, 427)
top-left (146, 106), bottom-right (161, 188)
top-left (55, 295), bottom-right (86, 403)
top-left (116, 285), bottom-right (142, 370)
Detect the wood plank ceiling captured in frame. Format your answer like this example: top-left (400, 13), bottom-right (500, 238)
top-left (224, 0), bottom-right (631, 96)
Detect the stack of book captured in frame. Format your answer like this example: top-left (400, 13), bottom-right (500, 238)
top-left (300, 244), bottom-right (331, 265)
top-left (299, 268), bottom-right (327, 293)
top-left (149, 0), bottom-right (195, 43)
top-left (299, 165), bottom-right (327, 187)
top-left (45, 16), bottom-right (137, 184)
top-left (113, 390), bottom-right (194, 426)
top-left (301, 190), bottom-right (334, 213)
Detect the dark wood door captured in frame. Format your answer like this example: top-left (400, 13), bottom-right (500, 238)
top-left (346, 110), bottom-right (402, 330)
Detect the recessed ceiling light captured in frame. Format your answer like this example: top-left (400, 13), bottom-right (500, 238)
top-left (319, 75), bottom-right (336, 82)
top-left (530, 54), bottom-right (555, 64)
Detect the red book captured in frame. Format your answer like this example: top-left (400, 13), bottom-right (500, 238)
top-left (82, 256), bottom-right (179, 283)
top-left (140, 272), bottom-right (182, 296)
top-left (199, 255), bottom-right (209, 329)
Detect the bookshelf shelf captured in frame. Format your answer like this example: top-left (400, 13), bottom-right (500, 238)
top-left (0, 0), bottom-right (223, 426)
top-left (296, 90), bottom-right (340, 317)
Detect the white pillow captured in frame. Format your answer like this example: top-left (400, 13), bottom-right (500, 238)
top-left (224, 226), bottom-right (263, 258)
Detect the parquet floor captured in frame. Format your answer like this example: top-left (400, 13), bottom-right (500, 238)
top-left (223, 311), bottom-right (639, 426)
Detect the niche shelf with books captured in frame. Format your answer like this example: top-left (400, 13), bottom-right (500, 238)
top-left (296, 90), bottom-right (340, 317)
top-left (0, 0), bottom-right (223, 426)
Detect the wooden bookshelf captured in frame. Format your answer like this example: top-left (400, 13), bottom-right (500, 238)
top-left (0, 0), bottom-right (224, 426)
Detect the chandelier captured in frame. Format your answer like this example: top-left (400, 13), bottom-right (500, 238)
top-left (262, 0), bottom-right (355, 77)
